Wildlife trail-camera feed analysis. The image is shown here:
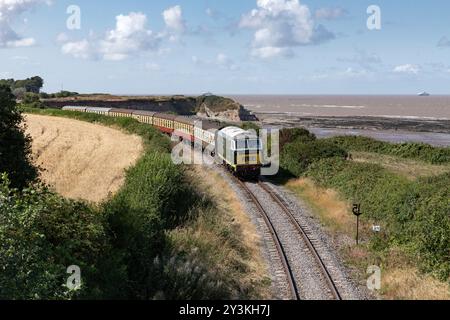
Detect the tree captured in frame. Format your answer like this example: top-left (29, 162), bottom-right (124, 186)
top-left (12, 87), bottom-right (27, 100)
top-left (0, 76), bottom-right (44, 94)
top-left (0, 84), bottom-right (37, 188)
top-left (27, 76), bottom-right (44, 93)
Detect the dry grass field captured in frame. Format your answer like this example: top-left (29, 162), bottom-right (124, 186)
top-left (25, 114), bottom-right (143, 203)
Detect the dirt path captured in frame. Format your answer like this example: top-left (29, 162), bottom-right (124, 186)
top-left (24, 114), bottom-right (143, 203)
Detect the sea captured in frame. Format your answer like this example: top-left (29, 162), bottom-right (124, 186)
top-left (229, 95), bottom-right (450, 120)
top-left (227, 95), bottom-right (450, 147)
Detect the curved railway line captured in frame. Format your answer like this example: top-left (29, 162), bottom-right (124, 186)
top-left (235, 177), bottom-right (342, 300)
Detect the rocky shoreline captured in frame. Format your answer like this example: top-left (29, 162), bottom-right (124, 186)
top-left (256, 113), bottom-right (450, 147)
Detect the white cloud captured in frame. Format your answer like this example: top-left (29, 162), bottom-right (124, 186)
top-left (216, 53), bottom-right (228, 64)
top-left (251, 46), bottom-right (292, 59)
top-left (6, 37), bottom-right (35, 47)
top-left (0, 71), bottom-right (12, 78)
top-left (60, 8), bottom-right (187, 61)
top-left (216, 53), bottom-right (238, 70)
top-left (60, 12), bottom-right (163, 61)
top-left (338, 50), bottom-right (382, 70)
top-left (0, 0), bottom-right (47, 48)
top-left (56, 32), bottom-right (69, 43)
top-left (393, 64), bottom-right (420, 75)
top-left (315, 7), bottom-right (347, 20)
top-left (240, 0), bottom-right (334, 58)
top-left (206, 8), bottom-right (214, 17)
top-left (100, 12), bottom-right (161, 61)
top-left (62, 40), bottom-right (94, 60)
top-left (11, 55), bottom-right (29, 60)
top-left (163, 5), bottom-right (185, 33)
top-left (342, 67), bottom-right (368, 78)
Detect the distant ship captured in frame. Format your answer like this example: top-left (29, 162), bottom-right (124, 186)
top-left (418, 92), bottom-right (430, 97)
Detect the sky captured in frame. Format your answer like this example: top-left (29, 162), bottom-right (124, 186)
top-left (1, 0), bottom-right (450, 95)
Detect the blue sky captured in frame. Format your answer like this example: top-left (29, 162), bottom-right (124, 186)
top-left (1, 0), bottom-right (450, 94)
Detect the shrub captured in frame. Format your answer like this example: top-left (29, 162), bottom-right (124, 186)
top-left (326, 136), bottom-right (450, 164)
top-left (0, 85), bottom-right (37, 188)
top-left (279, 127), bottom-right (316, 151)
top-left (281, 140), bottom-right (348, 177)
top-left (103, 152), bottom-right (199, 299)
top-left (0, 174), bottom-right (108, 299)
top-left (305, 158), bottom-right (450, 281)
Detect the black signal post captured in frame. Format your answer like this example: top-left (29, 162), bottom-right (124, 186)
top-left (352, 204), bottom-right (363, 245)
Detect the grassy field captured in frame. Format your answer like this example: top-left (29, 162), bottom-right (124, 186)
top-left (25, 114), bottom-right (143, 202)
top-left (278, 130), bottom-right (450, 300)
top-left (18, 106), bottom-right (269, 299)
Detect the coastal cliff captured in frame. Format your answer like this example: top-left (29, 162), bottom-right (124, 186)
top-left (43, 94), bottom-right (257, 122)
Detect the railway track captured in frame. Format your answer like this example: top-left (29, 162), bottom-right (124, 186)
top-left (235, 177), bottom-right (342, 300)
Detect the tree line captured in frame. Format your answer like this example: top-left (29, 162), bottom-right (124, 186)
top-left (0, 76), bottom-right (44, 97)
top-left (0, 76), bottom-right (79, 103)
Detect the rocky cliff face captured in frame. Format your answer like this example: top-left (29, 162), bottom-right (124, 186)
top-left (195, 95), bottom-right (258, 122)
top-left (43, 96), bottom-right (197, 115)
top-left (196, 105), bottom-right (258, 122)
top-left (43, 94), bottom-right (258, 122)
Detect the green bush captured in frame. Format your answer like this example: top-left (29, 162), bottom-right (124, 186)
top-left (0, 174), bottom-right (108, 299)
top-left (281, 140), bottom-right (348, 177)
top-left (305, 158), bottom-right (450, 281)
top-left (326, 136), bottom-right (450, 164)
top-left (279, 127), bottom-right (316, 151)
top-left (0, 85), bottom-right (37, 188)
top-left (405, 174), bottom-right (450, 279)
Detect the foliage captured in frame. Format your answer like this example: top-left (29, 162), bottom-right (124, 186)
top-left (103, 152), bottom-right (199, 299)
top-left (240, 122), bottom-right (261, 134)
top-left (54, 91), bottom-right (80, 98)
top-left (0, 76), bottom-right (44, 94)
top-left (15, 107), bottom-right (264, 299)
top-left (22, 92), bottom-right (44, 108)
top-left (281, 139), bottom-right (348, 177)
top-left (305, 158), bottom-right (450, 280)
top-left (0, 174), bottom-right (108, 299)
top-left (326, 135), bottom-right (450, 164)
top-left (279, 127), bottom-right (316, 151)
top-left (277, 128), bottom-right (450, 281)
top-left (0, 85), bottom-right (37, 188)
top-left (196, 95), bottom-right (240, 113)
top-left (12, 87), bottom-right (27, 100)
